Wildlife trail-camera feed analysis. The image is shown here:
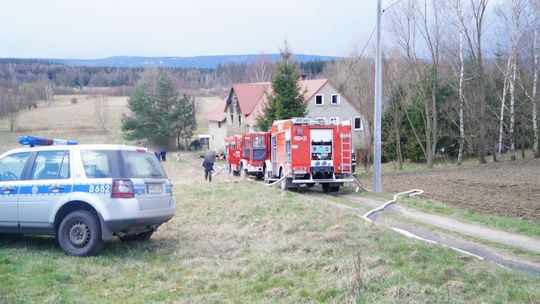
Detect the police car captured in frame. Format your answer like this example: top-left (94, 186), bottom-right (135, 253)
top-left (0, 136), bottom-right (176, 256)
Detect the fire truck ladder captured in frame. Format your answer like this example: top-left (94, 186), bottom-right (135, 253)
top-left (340, 132), bottom-right (352, 174)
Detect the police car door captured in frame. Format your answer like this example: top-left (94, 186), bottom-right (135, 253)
top-left (18, 150), bottom-right (72, 229)
top-left (0, 151), bottom-right (30, 228)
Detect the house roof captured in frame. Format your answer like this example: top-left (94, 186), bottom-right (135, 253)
top-left (221, 78), bottom-right (337, 126)
top-left (299, 79), bottom-right (329, 100)
top-left (206, 99), bottom-right (227, 122)
top-left (230, 82), bottom-right (270, 115)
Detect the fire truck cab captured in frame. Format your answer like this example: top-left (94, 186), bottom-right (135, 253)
top-left (264, 118), bottom-right (354, 192)
top-left (238, 132), bottom-right (270, 179)
top-left (226, 133), bottom-right (270, 178)
top-left (225, 135), bottom-right (243, 176)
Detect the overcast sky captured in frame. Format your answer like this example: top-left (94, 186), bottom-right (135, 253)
top-left (1, 0), bottom-right (383, 59)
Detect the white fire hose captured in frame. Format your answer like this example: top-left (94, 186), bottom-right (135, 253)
top-left (362, 189), bottom-right (424, 222)
top-left (264, 171), bottom-right (292, 187)
top-left (359, 188), bottom-right (483, 260)
top-left (212, 165), bottom-right (225, 177)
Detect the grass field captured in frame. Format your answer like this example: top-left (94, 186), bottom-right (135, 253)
top-left (0, 94), bottom-right (221, 151)
top-left (0, 182), bottom-right (538, 303)
top-left (1, 94), bottom-right (539, 302)
top-left (1, 158), bottom-right (540, 303)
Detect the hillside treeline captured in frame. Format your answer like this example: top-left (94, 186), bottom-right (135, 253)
top-left (0, 57), bottom-right (327, 125)
top-left (322, 0), bottom-right (540, 167)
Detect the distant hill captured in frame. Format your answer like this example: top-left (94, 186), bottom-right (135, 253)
top-left (35, 54), bottom-right (338, 69)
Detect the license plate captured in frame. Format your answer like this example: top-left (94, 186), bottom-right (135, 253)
top-left (147, 184), bottom-right (163, 194)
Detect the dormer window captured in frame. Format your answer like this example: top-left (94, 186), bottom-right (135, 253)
top-left (315, 94), bottom-right (324, 105)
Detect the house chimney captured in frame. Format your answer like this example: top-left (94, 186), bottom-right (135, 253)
top-left (299, 74), bottom-right (307, 81)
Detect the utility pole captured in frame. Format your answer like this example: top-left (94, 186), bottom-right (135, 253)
top-left (373, 0), bottom-right (382, 193)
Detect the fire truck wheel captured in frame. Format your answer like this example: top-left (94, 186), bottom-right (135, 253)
top-left (330, 186), bottom-right (340, 192)
top-left (240, 164), bottom-right (247, 178)
top-left (280, 177), bottom-right (288, 191)
top-left (264, 170), bottom-right (272, 183)
top-left (322, 183), bottom-right (330, 193)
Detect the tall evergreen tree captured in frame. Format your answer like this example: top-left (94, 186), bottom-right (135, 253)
top-left (121, 71), bottom-right (196, 148)
top-left (257, 44), bottom-right (306, 130)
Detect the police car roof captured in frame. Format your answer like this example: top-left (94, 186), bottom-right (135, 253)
top-left (3, 144), bottom-right (146, 155)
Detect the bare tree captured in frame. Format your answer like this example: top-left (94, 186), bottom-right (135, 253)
top-left (247, 53), bottom-right (274, 83)
top-left (534, 29), bottom-right (540, 158)
top-left (459, 0), bottom-right (489, 163)
top-left (453, 0), bottom-right (467, 165)
top-left (496, 0), bottom-right (527, 160)
top-left (388, 0), bottom-right (444, 168)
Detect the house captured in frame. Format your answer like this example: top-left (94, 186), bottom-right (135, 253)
top-left (206, 99), bottom-right (227, 152)
top-left (206, 78), bottom-right (369, 152)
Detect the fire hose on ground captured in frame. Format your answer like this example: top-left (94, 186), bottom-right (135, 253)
top-left (359, 188), bottom-right (484, 260)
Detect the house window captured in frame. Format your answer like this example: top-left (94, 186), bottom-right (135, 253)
top-left (354, 116), bottom-right (364, 131)
top-left (315, 94), bottom-right (324, 105)
top-left (218, 122), bottom-right (221, 128)
top-left (331, 94), bottom-right (340, 105)
top-left (238, 115), bottom-right (242, 126)
top-left (232, 96), bottom-right (238, 105)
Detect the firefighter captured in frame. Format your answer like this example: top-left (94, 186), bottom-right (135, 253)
top-left (202, 150), bottom-right (216, 182)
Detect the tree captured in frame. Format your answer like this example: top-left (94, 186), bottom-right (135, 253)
top-left (256, 43), bottom-right (306, 130)
top-left (389, 0), bottom-right (445, 168)
top-left (121, 71), bottom-right (196, 149)
top-left (247, 53), bottom-right (274, 83)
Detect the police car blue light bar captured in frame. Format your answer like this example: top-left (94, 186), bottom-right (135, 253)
top-left (19, 136), bottom-right (78, 147)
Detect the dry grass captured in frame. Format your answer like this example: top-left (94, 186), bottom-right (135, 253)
top-left (0, 156), bottom-right (539, 302)
top-left (0, 96), bottom-right (539, 303)
top-left (0, 94), bottom-right (221, 152)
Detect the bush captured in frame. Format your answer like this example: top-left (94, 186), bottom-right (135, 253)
top-left (71, 97), bottom-right (78, 104)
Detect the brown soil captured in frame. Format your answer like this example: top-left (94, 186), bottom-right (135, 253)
top-left (371, 159), bottom-right (540, 221)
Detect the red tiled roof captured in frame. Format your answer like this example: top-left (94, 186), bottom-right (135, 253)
top-left (231, 82), bottom-right (270, 115)
top-left (206, 99), bottom-right (227, 122)
top-left (299, 79), bottom-right (329, 100)
top-left (218, 78), bottom-right (333, 126)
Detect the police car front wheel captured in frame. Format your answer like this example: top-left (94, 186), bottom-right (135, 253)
top-left (58, 210), bottom-right (103, 256)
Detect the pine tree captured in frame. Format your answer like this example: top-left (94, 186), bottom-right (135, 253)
top-left (121, 71), bottom-right (196, 148)
top-left (256, 44), bottom-right (306, 130)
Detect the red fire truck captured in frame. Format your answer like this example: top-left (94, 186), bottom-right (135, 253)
top-left (225, 135), bottom-right (243, 176)
top-left (225, 132), bottom-right (270, 178)
top-left (263, 117), bottom-right (354, 192)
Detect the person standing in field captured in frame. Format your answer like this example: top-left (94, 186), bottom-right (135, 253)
top-left (202, 150), bottom-right (216, 182)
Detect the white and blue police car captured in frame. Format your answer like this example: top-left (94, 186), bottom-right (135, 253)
top-left (0, 136), bottom-right (176, 256)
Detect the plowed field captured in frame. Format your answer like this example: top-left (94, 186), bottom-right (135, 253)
top-left (372, 159), bottom-right (540, 221)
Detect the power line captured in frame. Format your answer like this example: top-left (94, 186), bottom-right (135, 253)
top-left (383, 0), bottom-right (403, 13)
top-left (343, 25), bottom-right (377, 84)
top-left (343, 0), bottom-right (403, 84)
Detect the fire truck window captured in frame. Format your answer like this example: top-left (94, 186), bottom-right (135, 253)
top-left (243, 138), bottom-right (250, 158)
top-left (252, 136), bottom-right (265, 148)
top-left (286, 141), bottom-right (291, 163)
top-left (311, 141), bottom-right (333, 161)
